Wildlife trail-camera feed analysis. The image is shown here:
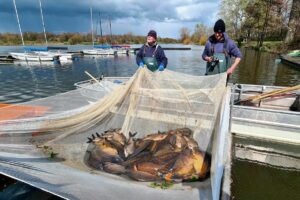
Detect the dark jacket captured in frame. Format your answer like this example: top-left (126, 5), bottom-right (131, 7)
top-left (202, 32), bottom-right (242, 60)
top-left (136, 43), bottom-right (168, 67)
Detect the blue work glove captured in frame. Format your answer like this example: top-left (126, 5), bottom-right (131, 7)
top-left (139, 62), bottom-right (144, 68)
top-left (158, 64), bottom-right (164, 71)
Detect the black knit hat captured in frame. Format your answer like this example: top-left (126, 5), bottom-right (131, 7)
top-left (214, 19), bottom-right (226, 33)
top-left (147, 30), bottom-right (157, 39)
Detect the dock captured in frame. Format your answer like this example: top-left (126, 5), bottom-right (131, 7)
top-left (131, 47), bottom-right (191, 52)
top-left (67, 47), bottom-right (191, 54)
top-left (280, 55), bottom-right (300, 68)
top-left (67, 51), bottom-right (84, 55)
top-left (0, 55), bottom-right (14, 64)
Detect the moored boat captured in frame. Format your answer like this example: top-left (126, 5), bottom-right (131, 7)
top-left (9, 52), bottom-right (55, 61)
top-left (287, 50), bottom-right (300, 57)
top-left (280, 54), bottom-right (300, 68)
top-left (112, 45), bottom-right (130, 54)
top-left (82, 48), bottom-right (116, 55)
top-left (37, 51), bottom-right (74, 61)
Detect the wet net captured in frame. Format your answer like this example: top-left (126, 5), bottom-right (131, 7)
top-left (0, 68), bottom-right (228, 199)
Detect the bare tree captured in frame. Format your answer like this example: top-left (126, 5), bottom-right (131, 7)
top-left (285, 0), bottom-right (300, 43)
top-left (180, 27), bottom-right (191, 44)
top-left (191, 23), bottom-right (211, 44)
top-left (219, 0), bottom-right (248, 39)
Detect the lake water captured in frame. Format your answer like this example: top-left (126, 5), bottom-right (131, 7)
top-left (1, 45), bottom-right (299, 104)
top-left (0, 45), bottom-right (299, 199)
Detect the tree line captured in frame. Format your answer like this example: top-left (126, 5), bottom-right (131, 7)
top-left (219, 0), bottom-right (300, 48)
top-left (179, 24), bottom-right (212, 45)
top-left (178, 0), bottom-right (299, 51)
top-left (0, 32), bottom-right (178, 46)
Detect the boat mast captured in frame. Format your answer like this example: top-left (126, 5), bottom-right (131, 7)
top-left (99, 12), bottom-right (103, 44)
top-left (90, 5), bottom-right (94, 46)
top-left (109, 16), bottom-right (112, 44)
top-left (95, 14), bottom-right (98, 36)
top-left (12, 0), bottom-right (25, 47)
top-left (38, 0), bottom-right (48, 45)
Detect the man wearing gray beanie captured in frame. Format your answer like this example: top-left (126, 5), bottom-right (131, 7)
top-left (202, 19), bottom-right (242, 76)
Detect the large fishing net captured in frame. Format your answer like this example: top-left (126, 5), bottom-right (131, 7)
top-left (0, 68), bottom-right (229, 200)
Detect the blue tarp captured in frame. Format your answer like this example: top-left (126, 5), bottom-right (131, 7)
top-left (112, 45), bottom-right (130, 48)
top-left (93, 45), bottom-right (129, 49)
top-left (111, 45), bottom-right (122, 48)
top-left (24, 47), bottom-right (48, 52)
top-left (24, 46), bottom-right (68, 52)
top-left (48, 46), bottom-right (68, 50)
top-left (94, 45), bottom-right (111, 49)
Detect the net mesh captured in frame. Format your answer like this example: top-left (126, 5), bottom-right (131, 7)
top-left (0, 68), bottom-right (227, 197)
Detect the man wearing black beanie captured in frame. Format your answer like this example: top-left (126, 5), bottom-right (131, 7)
top-left (136, 30), bottom-right (168, 72)
top-left (202, 19), bottom-right (242, 76)
top-left (214, 19), bottom-right (226, 33)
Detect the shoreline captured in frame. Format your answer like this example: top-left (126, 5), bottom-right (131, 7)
top-left (240, 41), bottom-right (300, 54)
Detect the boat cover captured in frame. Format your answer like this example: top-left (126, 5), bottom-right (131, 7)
top-left (47, 46), bottom-right (68, 50)
top-left (24, 46), bottom-right (48, 52)
top-left (94, 45), bottom-right (112, 49)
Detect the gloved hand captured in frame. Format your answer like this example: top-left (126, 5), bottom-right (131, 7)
top-left (139, 62), bottom-right (144, 68)
top-left (158, 64), bottom-right (164, 71)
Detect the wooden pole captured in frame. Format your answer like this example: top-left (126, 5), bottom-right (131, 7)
top-left (84, 71), bottom-right (101, 85)
top-left (241, 85), bottom-right (300, 102)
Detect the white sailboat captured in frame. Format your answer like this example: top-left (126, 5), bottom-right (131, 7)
top-left (116, 49), bottom-right (129, 54)
top-left (9, 52), bottom-right (54, 61)
top-left (9, 0), bottom-right (55, 62)
top-left (112, 45), bottom-right (129, 54)
top-left (36, 0), bottom-right (74, 61)
top-left (37, 51), bottom-right (73, 61)
top-left (82, 6), bottom-right (116, 56)
top-left (82, 48), bottom-right (116, 55)
top-left (104, 17), bottom-right (129, 55)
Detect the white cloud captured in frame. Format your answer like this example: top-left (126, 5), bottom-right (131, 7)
top-left (176, 2), bottom-right (218, 22)
top-left (0, 0), bottom-right (220, 38)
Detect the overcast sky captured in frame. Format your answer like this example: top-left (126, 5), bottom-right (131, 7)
top-left (0, 0), bottom-right (220, 38)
